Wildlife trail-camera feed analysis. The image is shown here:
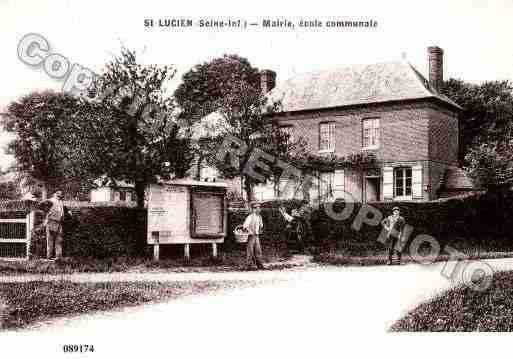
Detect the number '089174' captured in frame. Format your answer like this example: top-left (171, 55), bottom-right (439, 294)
top-left (62, 345), bottom-right (94, 353)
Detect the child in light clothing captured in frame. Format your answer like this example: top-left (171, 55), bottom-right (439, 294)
top-left (243, 202), bottom-right (265, 270)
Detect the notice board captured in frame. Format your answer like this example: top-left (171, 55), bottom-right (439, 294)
top-left (147, 184), bottom-right (189, 244)
top-left (190, 190), bottom-right (225, 238)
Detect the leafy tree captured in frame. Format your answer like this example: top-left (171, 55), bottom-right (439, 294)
top-left (442, 79), bottom-right (513, 163)
top-left (174, 54), bottom-right (261, 124)
top-left (464, 133), bottom-right (513, 193)
top-left (1, 90), bottom-right (94, 199)
top-left (175, 55), bottom-right (305, 201)
top-left (87, 48), bottom-right (194, 208)
top-left (0, 170), bottom-right (20, 200)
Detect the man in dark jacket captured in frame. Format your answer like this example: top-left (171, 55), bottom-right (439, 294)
top-left (44, 190), bottom-right (68, 260)
top-left (381, 206), bottom-right (406, 265)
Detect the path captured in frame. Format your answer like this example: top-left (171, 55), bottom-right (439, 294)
top-left (2, 257), bottom-right (513, 359)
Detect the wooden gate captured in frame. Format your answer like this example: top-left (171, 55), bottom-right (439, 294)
top-left (0, 211), bottom-right (35, 259)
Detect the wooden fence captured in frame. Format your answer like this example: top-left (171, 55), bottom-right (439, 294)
top-left (0, 208), bottom-right (36, 260)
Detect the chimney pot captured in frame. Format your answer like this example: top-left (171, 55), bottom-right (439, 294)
top-left (428, 46), bottom-right (444, 92)
top-left (260, 69), bottom-right (276, 94)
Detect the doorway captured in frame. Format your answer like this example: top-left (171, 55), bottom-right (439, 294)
top-left (365, 177), bottom-right (380, 202)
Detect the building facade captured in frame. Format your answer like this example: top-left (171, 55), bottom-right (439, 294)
top-left (255, 46), bottom-right (464, 202)
top-left (90, 179), bottom-right (137, 204)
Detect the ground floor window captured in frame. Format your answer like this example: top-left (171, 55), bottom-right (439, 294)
top-left (394, 167), bottom-right (412, 199)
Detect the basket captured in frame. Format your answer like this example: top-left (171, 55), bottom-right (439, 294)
top-left (233, 229), bottom-right (249, 243)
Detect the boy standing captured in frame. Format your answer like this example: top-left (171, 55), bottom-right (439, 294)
top-left (381, 206), bottom-right (406, 265)
top-left (243, 202), bottom-right (265, 270)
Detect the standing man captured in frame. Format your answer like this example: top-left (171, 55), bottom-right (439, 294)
top-left (279, 201), bottom-right (310, 254)
top-left (44, 190), bottom-right (67, 260)
top-left (243, 202), bottom-right (265, 270)
top-left (381, 206), bottom-right (406, 265)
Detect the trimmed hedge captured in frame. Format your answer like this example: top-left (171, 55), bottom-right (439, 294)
top-left (310, 192), bottom-right (513, 255)
top-left (21, 192), bottom-right (513, 260)
top-left (29, 206), bottom-right (147, 259)
top-left (228, 194), bottom-right (513, 256)
top-left (63, 207), bottom-right (147, 258)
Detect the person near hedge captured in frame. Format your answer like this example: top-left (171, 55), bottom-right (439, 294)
top-left (381, 206), bottom-right (406, 265)
top-left (243, 202), bottom-right (265, 270)
top-left (43, 190), bottom-right (69, 260)
top-left (279, 201), bottom-right (311, 253)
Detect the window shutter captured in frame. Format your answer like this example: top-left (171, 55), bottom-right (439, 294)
top-left (383, 167), bottom-right (394, 200)
top-left (308, 176), bottom-right (319, 202)
top-left (412, 165), bottom-right (423, 199)
top-left (333, 169), bottom-right (345, 200)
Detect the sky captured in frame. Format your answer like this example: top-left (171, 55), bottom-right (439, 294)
top-left (0, 0), bottom-right (512, 171)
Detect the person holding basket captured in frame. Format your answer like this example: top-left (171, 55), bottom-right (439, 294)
top-left (242, 202), bottom-right (265, 270)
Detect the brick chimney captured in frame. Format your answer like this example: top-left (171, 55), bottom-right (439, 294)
top-left (428, 46), bottom-right (443, 92)
top-left (260, 69), bottom-right (276, 94)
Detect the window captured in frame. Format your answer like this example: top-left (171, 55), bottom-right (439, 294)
top-left (119, 191), bottom-right (127, 202)
top-left (319, 122), bottom-right (336, 152)
top-left (394, 167), bottom-right (412, 198)
top-left (280, 125), bottom-right (294, 144)
top-left (362, 118), bottom-right (380, 149)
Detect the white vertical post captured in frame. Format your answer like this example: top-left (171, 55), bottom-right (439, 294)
top-left (153, 243), bottom-right (160, 261)
top-left (184, 244), bottom-right (190, 261)
top-left (212, 243), bottom-right (218, 258)
top-left (152, 232), bottom-right (160, 261)
top-left (26, 211), bottom-right (34, 259)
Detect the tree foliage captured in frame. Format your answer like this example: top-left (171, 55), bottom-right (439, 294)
top-left (464, 133), bottom-right (513, 193)
top-left (175, 54), bottom-right (305, 201)
top-left (86, 48), bottom-right (194, 208)
top-left (174, 54), bottom-right (260, 124)
top-left (1, 90), bottom-right (95, 199)
top-left (442, 79), bottom-right (513, 162)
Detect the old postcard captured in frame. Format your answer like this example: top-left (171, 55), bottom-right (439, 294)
top-left (1, 0), bottom-right (513, 358)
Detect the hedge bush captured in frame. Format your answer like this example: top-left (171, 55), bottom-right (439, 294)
top-left (62, 207), bottom-right (147, 258)
top-left (29, 206), bottom-right (148, 259)
top-left (310, 192), bottom-right (513, 256)
top-left (20, 192), bottom-right (513, 260)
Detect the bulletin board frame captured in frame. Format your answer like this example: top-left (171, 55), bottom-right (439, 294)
top-left (189, 186), bottom-right (227, 239)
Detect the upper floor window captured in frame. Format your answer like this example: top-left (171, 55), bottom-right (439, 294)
top-left (394, 167), bottom-right (412, 199)
top-left (362, 118), bottom-right (380, 149)
top-left (319, 122), bottom-right (336, 152)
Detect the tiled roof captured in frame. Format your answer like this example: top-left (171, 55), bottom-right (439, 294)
top-left (267, 61), bottom-right (462, 113)
top-left (94, 176), bottom-right (135, 189)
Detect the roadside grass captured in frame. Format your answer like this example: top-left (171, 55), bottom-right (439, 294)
top-left (0, 244), bottom-right (295, 275)
top-left (391, 270), bottom-right (513, 331)
top-left (0, 279), bottom-right (254, 331)
top-left (313, 247), bottom-right (513, 267)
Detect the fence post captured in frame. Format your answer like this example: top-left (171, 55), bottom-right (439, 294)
top-left (26, 210), bottom-right (35, 259)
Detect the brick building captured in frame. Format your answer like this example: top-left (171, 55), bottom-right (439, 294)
top-left (255, 46), bottom-right (466, 202)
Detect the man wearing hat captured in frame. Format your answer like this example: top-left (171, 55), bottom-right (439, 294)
top-left (242, 202), bottom-right (265, 270)
top-left (381, 206), bottom-right (406, 265)
top-left (44, 190), bottom-right (68, 260)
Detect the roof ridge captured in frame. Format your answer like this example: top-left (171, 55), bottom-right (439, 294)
top-left (280, 60), bottom-right (406, 83)
top-left (268, 61), bottom-right (463, 112)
